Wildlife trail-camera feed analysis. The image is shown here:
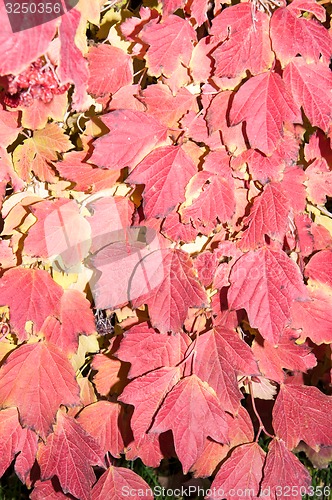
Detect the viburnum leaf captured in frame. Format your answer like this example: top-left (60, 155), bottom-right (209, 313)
top-left (305, 158), bottom-right (332, 205)
top-left (290, 287), bottom-right (332, 345)
top-left (77, 401), bottom-right (124, 458)
top-left (0, 2), bottom-right (57, 75)
top-left (24, 198), bottom-right (92, 270)
top-left (0, 268), bottom-right (63, 341)
top-left (37, 411), bottom-right (105, 500)
top-left (87, 44), bottom-right (133, 97)
top-left (180, 164), bottom-right (235, 230)
top-left (252, 330), bottom-right (316, 383)
top-left (55, 150), bottom-right (120, 193)
top-left (87, 196), bottom-right (135, 253)
top-left (19, 93), bottom-right (68, 131)
top-left (190, 406), bottom-right (254, 478)
top-left (91, 353), bottom-right (124, 396)
top-left (0, 108), bottom-right (21, 147)
top-left (210, 4), bottom-right (274, 79)
top-left (230, 72), bottom-right (300, 155)
top-left (239, 183), bottom-right (290, 251)
top-left (137, 83), bottom-right (198, 128)
top-left (273, 383), bottom-right (332, 450)
top-left (118, 367), bottom-right (181, 440)
top-left (0, 343), bottom-right (80, 438)
top-left (270, 0), bottom-right (332, 67)
top-left (90, 110), bottom-right (168, 171)
top-left (228, 247), bottom-right (308, 344)
top-left (141, 15), bottom-right (196, 78)
top-left (0, 240), bottom-right (16, 270)
top-left (304, 249), bottom-right (332, 288)
top-left (14, 427), bottom-right (38, 485)
top-left (150, 374), bottom-right (229, 473)
top-left (207, 443), bottom-right (266, 500)
top-left (91, 466), bottom-right (153, 500)
top-left (40, 289), bottom-right (96, 355)
top-left (283, 59), bottom-right (332, 133)
top-left (132, 248), bottom-right (208, 333)
top-left (193, 328), bottom-right (259, 413)
top-left (30, 479), bottom-right (69, 499)
top-left (0, 407), bottom-right (25, 477)
top-left (12, 123), bottom-right (73, 183)
top-left (89, 226), bottom-right (165, 310)
top-left (57, 9), bottom-right (89, 111)
top-left (260, 439), bottom-right (311, 499)
top-left (114, 323), bottom-right (189, 378)
top-left (127, 145), bottom-right (197, 219)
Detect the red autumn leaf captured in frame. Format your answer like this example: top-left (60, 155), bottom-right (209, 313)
top-left (87, 44), bottom-right (133, 97)
top-left (228, 247), bottom-right (308, 344)
top-left (19, 93), bottom-right (68, 131)
top-left (90, 109), bottom-right (168, 171)
top-left (150, 374), bottom-right (229, 473)
top-left (207, 443), bottom-right (266, 500)
top-left (305, 249), bottom-right (332, 288)
top-left (0, 268), bottom-right (63, 341)
top-left (55, 150), bottom-right (120, 193)
top-left (118, 367), bottom-right (181, 440)
top-left (230, 72), bottom-right (300, 155)
top-left (290, 287), bottom-right (332, 345)
top-left (141, 15), bottom-right (196, 78)
top-left (0, 108), bottom-right (21, 147)
top-left (40, 289), bottom-right (96, 355)
top-left (260, 439), bottom-right (311, 499)
top-left (91, 353), bottom-right (124, 396)
top-left (127, 145), bottom-right (197, 219)
top-left (161, 210), bottom-right (197, 243)
top-left (273, 384), bottom-right (332, 450)
top-left (205, 90), bottom-right (247, 155)
top-left (38, 411), bottom-right (105, 500)
top-left (210, 4), bottom-right (274, 79)
top-left (0, 343), bottom-right (80, 439)
top-left (57, 9), bottom-right (89, 110)
top-left (193, 328), bottom-right (259, 413)
top-left (132, 248), bottom-right (208, 333)
top-left (305, 158), bottom-right (332, 205)
top-left (137, 83), bottom-right (198, 128)
top-left (30, 479), bottom-right (70, 499)
top-left (252, 330), bottom-right (316, 383)
top-left (87, 196), bottom-right (135, 253)
top-left (0, 2), bottom-right (57, 75)
top-left (77, 401), bottom-right (124, 458)
top-left (283, 59), bottom-right (332, 133)
top-left (91, 466), bottom-right (153, 500)
top-left (191, 406), bottom-right (254, 477)
top-left (0, 407), bottom-right (24, 477)
top-left (0, 240), bottom-right (17, 270)
top-left (89, 226), bottom-right (165, 310)
top-left (114, 323), bottom-right (189, 378)
top-left (24, 198), bottom-right (91, 270)
top-left (239, 183), bottom-right (290, 251)
top-left (180, 167), bottom-right (235, 230)
top-left (14, 427), bottom-right (38, 485)
top-left (270, 0), bottom-right (332, 67)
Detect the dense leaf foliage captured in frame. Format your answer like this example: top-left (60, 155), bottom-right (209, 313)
top-left (0, 0), bottom-right (332, 498)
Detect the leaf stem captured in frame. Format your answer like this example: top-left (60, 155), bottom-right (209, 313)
top-left (248, 379), bottom-right (274, 441)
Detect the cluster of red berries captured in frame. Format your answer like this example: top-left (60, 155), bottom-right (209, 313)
top-left (4, 58), bottom-right (70, 108)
